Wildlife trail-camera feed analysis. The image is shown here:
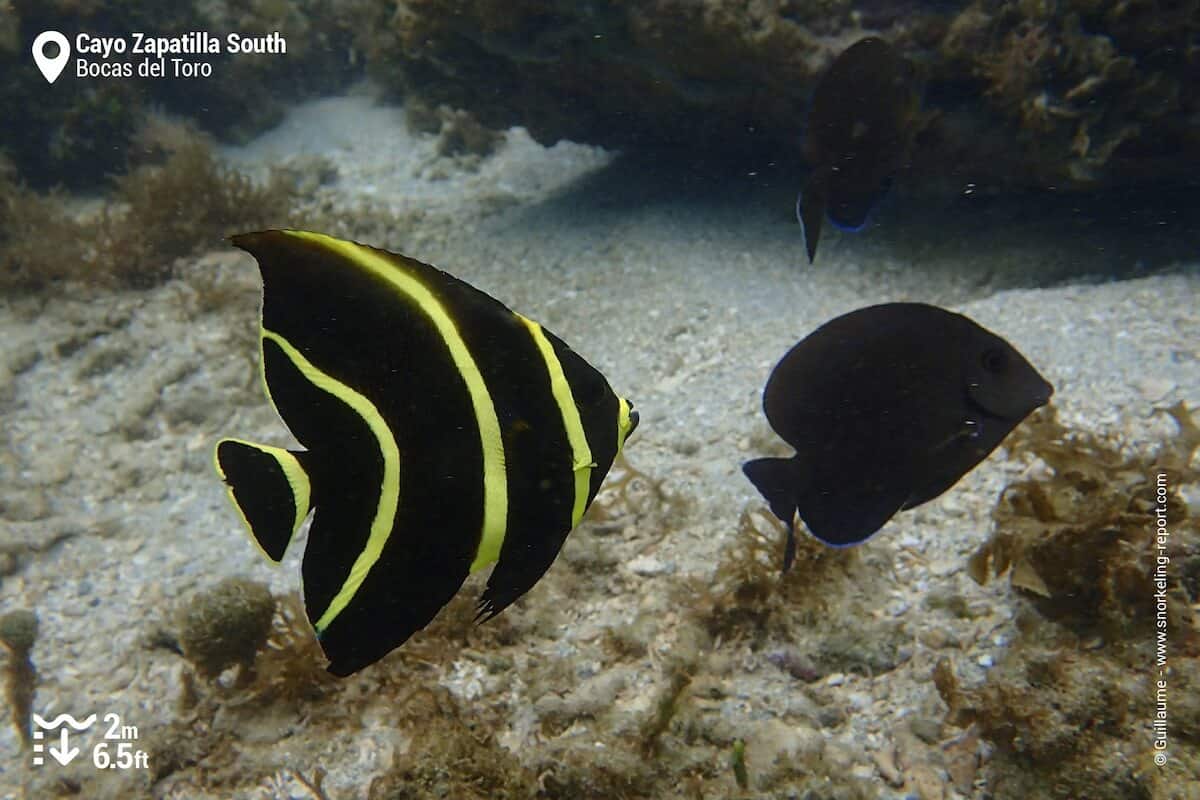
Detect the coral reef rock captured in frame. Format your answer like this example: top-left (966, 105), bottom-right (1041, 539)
top-left (369, 0), bottom-right (1200, 191)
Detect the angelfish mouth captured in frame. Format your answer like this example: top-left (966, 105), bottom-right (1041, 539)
top-left (628, 408), bottom-right (640, 437)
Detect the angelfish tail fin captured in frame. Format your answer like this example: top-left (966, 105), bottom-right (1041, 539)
top-left (214, 438), bottom-right (314, 562)
top-left (741, 456), bottom-right (799, 572)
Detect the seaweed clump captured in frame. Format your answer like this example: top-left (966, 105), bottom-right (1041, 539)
top-left (969, 403), bottom-right (1199, 647)
top-left (367, 686), bottom-right (536, 800)
top-left (0, 609), bottom-right (37, 747)
top-left (936, 636), bottom-right (1200, 798)
top-left (98, 136), bottom-right (295, 287)
top-left (936, 403), bottom-right (1200, 798)
top-left (176, 577), bottom-right (276, 683)
top-left (405, 97), bottom-right (504, 159)
top-left (146, 593), bottom-right (338, 793)
top-left (938, 0), bottom-right (1200, 186)
top-left (0, 126), bottom-right (295, 292)
top-left (230, 593), bottom-right (339, 708)
top-left (685, 506), bottom-right (855, 646)
top-left (0, 155), bottom-right (87, 291)
top-left (934, 650), bottom-right (1150, 800)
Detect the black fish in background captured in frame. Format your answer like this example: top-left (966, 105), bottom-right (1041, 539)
top-left (742, 303), bottom-right (1052, 570)
top-left (798, 37), bottom-right (919, 263)
top-left (215, 230), bottom-right (639, 675)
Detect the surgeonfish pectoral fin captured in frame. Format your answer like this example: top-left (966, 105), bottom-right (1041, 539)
top-left (797, 168), bottom-right (831, 264)
top-left (214, 438), bottom-right (313, 562)
top-left (742, 457), bottom-right (800, 571)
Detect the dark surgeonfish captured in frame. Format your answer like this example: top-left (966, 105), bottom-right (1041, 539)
top-left (215, 230), bottom-right (639, 675)
top-left (798, 36), bottom-right (918, 263)
top-left (742, 303), bottom-right (1052, 570)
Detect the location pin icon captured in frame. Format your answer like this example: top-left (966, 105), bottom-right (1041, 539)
top-left (33, 31), bottom-right (70, 84)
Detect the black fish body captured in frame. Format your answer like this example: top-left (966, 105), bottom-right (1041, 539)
top-left (215, 230), bottom-right (638, 675)
top-left (743, 303), bottom-right (1052, 569)
top-left (798, 37), bottom-right (918, 263)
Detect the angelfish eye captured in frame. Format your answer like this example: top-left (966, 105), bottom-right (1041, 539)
top-left (980, 347), bottom-right (1007, 374)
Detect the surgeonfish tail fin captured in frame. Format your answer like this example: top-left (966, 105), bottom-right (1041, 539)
top-left (741, 457), bottom-right (800, 572)
top-left (214, 438), bottom-right (314, 562)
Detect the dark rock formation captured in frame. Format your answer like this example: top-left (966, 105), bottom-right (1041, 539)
top-left (367, 0), bottom-right (1200, 192)
top-left (1, 0), bottom-right (360, 188)
top-left (4, 0), bottom-right (1195, 193)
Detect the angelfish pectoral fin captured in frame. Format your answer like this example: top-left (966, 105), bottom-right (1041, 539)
top-left (215, 438), bottom-right (313, 562)
top-left (742, 457), bottom-right (800, 572)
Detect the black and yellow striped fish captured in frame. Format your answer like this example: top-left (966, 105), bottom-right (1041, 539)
top-left (214, 230), bottom-right (639, 676)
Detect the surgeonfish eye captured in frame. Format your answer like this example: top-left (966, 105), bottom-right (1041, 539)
top-left (980, 347), bottom-right (1008, 374)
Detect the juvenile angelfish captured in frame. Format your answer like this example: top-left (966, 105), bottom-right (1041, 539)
top-left (743, 303), bottom-right (1052, 570)
top-left (798, 37), bottom-right (918, 263)
top-left (215, 230), bottom-right (639, 675)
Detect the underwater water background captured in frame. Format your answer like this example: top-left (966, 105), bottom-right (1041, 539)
top-left (1, 2), bottom-right (1198, 799)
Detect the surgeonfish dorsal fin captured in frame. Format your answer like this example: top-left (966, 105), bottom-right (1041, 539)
top-left (215, 438), bottom-right (313, 562)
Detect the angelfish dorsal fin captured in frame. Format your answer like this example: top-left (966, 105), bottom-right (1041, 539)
top-left (215, 438), bottom-right (313, 561)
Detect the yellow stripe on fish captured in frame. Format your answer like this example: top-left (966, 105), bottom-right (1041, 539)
top-left (214, 230), bottom-right (639, 676)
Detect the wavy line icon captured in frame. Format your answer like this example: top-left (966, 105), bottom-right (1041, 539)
top-left (32, 713), bottom-right (96, 731)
